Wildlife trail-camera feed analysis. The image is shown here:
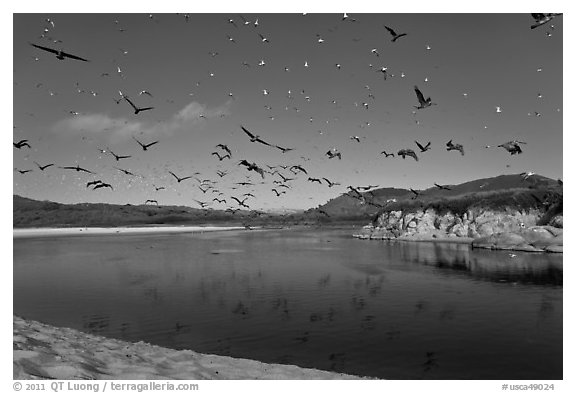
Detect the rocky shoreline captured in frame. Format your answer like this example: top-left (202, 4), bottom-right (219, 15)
top-left (353, 207), bottom-right (562, 253)
top-left (13, 316), bottom-right (365, 380)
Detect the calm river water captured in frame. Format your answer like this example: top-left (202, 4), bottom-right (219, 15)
top-left (13, 228), bottom-right (562, 379)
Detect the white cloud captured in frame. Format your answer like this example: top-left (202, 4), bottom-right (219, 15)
top-left (52, 100), bottom-right (231, 144)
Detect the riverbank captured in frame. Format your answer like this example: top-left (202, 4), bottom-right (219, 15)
top-left (13, 226), bottom-right (251, 238)
top-left (13, 316), bottom-right (365, 380)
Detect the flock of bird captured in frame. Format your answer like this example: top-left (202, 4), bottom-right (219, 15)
top-left (14, 13), bottom-right (561, 212)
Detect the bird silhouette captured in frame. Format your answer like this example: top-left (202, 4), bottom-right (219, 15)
top-left (216, 144), bottom-right (232, 156)
top-left (114, 167), bottom-right (136, 176)
top-left (238, 160), bottom-right (266, 178)
top-left (213, 198), bottom-right (227, 204)
top-left (323, 178), bottom-right (341, 187)
top-left (434, 183), bottom-right (452, 190)
top-left (169, 171), bottom-right (193, 183)
top-left (380, 150), bottom-right (395, 158)
top-left (34, 161), bottom-right (54, 171)
top-left (308, 177), bottom-right (322, 184)
top-left (271, 189), bottom-right (286, 196)
top-left (415, 140), bottom-right (431, 152)
top-left (231, 196), bottom-right (250, 208)
top-left (154, 185), bottom-right (165, 191)
top-left (30, 43), bottom-right (89, 62)
top-left (119, 91), bottom-right (154, 114)
top-left (211, 151), bottom-right (231, 161)
top-left (145, 199), bottom-right (158, 205)
top-left (275, 145), bottom-right (294, 153)
top-left (290, 165), bottom-right (308, 175)
top-left (241, 125), bottom-right (272, 146)
top-left (410, 188), bottom-right (420, 198)
top-left (86, 180), bottom-right (103, 188)
top-left (446, 140), bottom-right (465, 155)
top-left (216, 170), bottom-right (228, 177)
top-left (498, 140), bottom-right (526, 155)
top-left (60, 164), bottom-right (94, 174)
top-left (414, 85), bottom-right (436, 109)
top-left (109, 150), bottom-right (131, 161)
top-left (384, 25), bottom-right (407, 42)
top-left (13, 140), bottom-right (31, 149)
top-left (15, 168), bottom-right (32, 174)
top-left (194, 200), bottom-right (209, 208)
top-left (92, 182), bottom-right (113, 191)
top-left (397, 149), bottom-right (419, 161)
top-left (133, 136), bottom-right (159, 151)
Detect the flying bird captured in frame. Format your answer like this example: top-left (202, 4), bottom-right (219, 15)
top-left (498, 140), bottom-right (526, 155)
top-left (30, 43), bottom-right (89, 62)
top-left (414, 86), bottom-right (436, 109)
top-left (275, 145), bottom-right (294, 153)
top-left (384, 25), bottom-right (407, 42)
top-left (34, 161), bottom-right (54, 171)
top-left (308, 177), bottom-right (322, 184)
top-left (231, 196), bottom-right (250, 208)
top-left (13, 140), bottom-right (31, 149)
top-left (92, 182), bottom-right (113, 191)
top-left (326, 149), bottom-right (342, 159)
top-left (216, 144), bottom-right (232, 156)
top-left (154, 185), bottom-right (165, 191)
top-left (212, 151), bottom-right (231, 161)
top-left (114, 167), bottom-right (136, 176)
top-left (415, 140), bottom-right (431, 152)
top-left (271, 189), bottom-right (286, 196)
top-left (446, 140), bottom-right (465, 155)
top-left (409, 188), bottom-right (420, 198)
top-left (434, 183), bottom-right (452, 190)
top-left (380, 150), bottom-right (394, 158)
top-left (290, 165), bottom-right (308, 175)
top-left (109, 150), bottom-right (131, 161)
top-left (119, 91), bottom-right (154, 114)
top-left (15, 168), bottom-right (32, 174)
top-left (240, 125), bottom-right (272, 146)
top-left (238, 160), bottom-right (266, 178)
top-left (133, 136), bottom-right (159, 151)
top-left (169, 171), bottom-right (194, 183)
top-left (86, 180), bottom-right (103, 188)
top-left (60, 164), bottom-right (94, 174)
top-left (145, 199), bottom-right (158, 205)
top-left (397, 149), bottom-right (419, 161)
top-left (323, 178), bottom-right (341, 187)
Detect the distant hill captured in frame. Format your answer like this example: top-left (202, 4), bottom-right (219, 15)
top-left (304, 173), bottom-right (562, 220)
top-left (13, 174), bottom-right (562, 228)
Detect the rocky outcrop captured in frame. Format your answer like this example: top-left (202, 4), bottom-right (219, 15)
top-left (354, 207), bottom-right (563, 253)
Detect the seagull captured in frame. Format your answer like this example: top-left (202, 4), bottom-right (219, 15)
top-left (215, 144), bottom-right (232, 156)
top-left (323, 178), bottom-right (341, 187)
top-left (231, 196), bottom-right (250, 208)
top-left (275, 145), bottom-right (294, 153)
top-left (290, 165), bottom-right (308, 175)
top-left (34, 161), bottom-right (54, 171)
top-left (530, 13), bottom-right (562, 29)
top-left (498, 140), bottom-right (526, 155)
top-left (15, 168), bottom-right (33, 174)
top-left (326, 149), bottom-right (342, 159)
top-left (169, 171), bottom-right (194, 183)
top-left (60, 164), bottom-right (94, 174)
top-left (92, 182), bottom-right (113, 191)
top-left (434, 183), bottom-right (452, 190)
top-left (30, 43), bottom-right (89, 62)
top-left (521, 171), bottom-right (535, 180)
top-left (13, 139), bottom-right (31, 149)
top-left (211, 151), bottom-right (231, 161)
top-left (409, 188), bottom-right (420, 198)
top-left (380, 150), bottom-right (395, 158)
top-left (308, 177), bottom-right (322, 184)
top-left (213, 198), bottom-right (227, 204)
top-left (238, 160), bottom-right (266, 178)
top-left (370, 48), bottom-right (380, 57)
top-left (271, 189), bottom-right (286, 196)
top-left (133, 136), bottom-right (159, 151)
top-left (109, 150), bottom-right (131, 161)
top-left (145, 199), bottom-right (159, 205)
top-left (154, 185), bottom-right (165, 191)
top-left (241, 125), bottom-right (272, 146)
top-left (350, 136), bottom-right (361, 143)
top-left (114, 167), bottom-right (136, 176)
top-left (446, 140), bottom-right (465, 155)
top-left (139, 90), bottom-right (153, 97)
top-left (86, 180), bottom-right (103, 188)
top-left (384, 25), bottom-right (407, 42)
top-left (119, 91), bottom-right (154, 114)
top-left (415, 140), bottom-right (431, 152)
top-left (397, 149), bottom-right (418, 161)
top-left (414, 86), bottom-right (436, 109)
top-left (258, 33), bottom-right (269, 43)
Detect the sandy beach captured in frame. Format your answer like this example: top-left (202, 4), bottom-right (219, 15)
top-left (13, 316), bottom-right (365, 380)
top-left (13, 226), bottom-right (250, 238)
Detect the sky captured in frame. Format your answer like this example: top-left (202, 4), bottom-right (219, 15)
top-left (11, 9), bottom-right (563, 212)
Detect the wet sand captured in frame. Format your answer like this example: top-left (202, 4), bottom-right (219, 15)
top-left (13, 316), bottom-right (365, 380)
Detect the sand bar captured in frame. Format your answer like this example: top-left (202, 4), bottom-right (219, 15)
top-left (13, 315), bottom-right (365, 380)
top-left (13, 226), bottom-right (250, 238)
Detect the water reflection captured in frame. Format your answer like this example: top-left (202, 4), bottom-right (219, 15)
top-left (393, 242), bottom-right (562, 286)
top-left (13, 229), bottom-right (562, 380)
